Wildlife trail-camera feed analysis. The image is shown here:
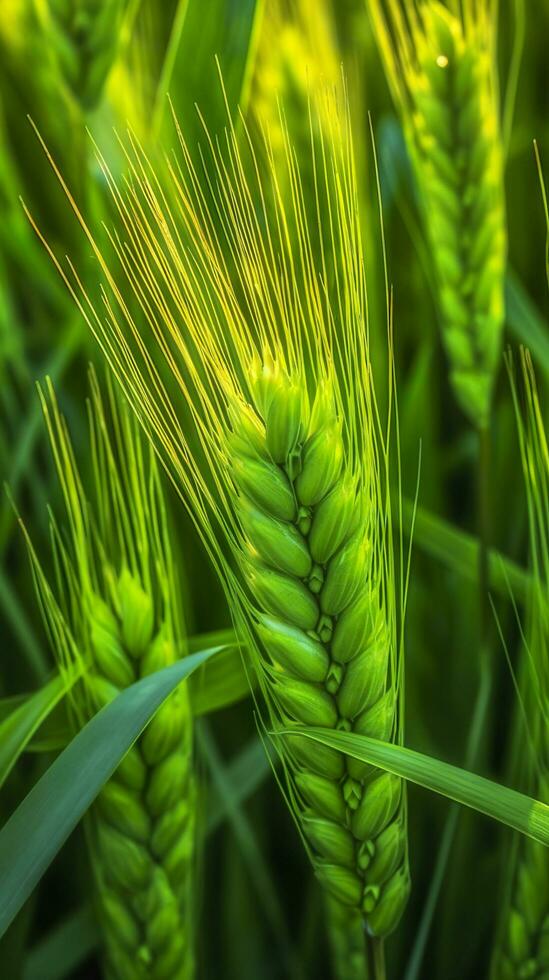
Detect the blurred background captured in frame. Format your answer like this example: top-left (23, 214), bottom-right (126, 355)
top-left (1, 1), bottom-right (548, 977)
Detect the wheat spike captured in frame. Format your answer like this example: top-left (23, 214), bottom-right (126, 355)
top-left (229, 358), bottom-right (409, 934)
top-left (29, 84), bottom-right (410, 950)
top-left (26, 370), bottom-right (195, 980)
top-left (491, 353), bottom-right (549, 980)
top-left (369, 0), bottom-right (506, 428)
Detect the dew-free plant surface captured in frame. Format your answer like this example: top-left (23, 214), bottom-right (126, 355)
top-left (1, 2), bottom-right (549, 979)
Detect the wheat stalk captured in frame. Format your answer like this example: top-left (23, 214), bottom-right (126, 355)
top-left (369, 0), bottom-right (506, 429)
top-left (29, 84), bottom-right (410, 959)
top-left (491, 353), bottom-right (549, 980)
top-left (25, 369), bottom-right (195, 980)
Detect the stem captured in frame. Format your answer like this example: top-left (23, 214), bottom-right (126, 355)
top-left (478, 423), bottom-right (491, 658)
top-left (372, 938), bottom-right (386, 980)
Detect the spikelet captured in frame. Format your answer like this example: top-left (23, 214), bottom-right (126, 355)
top-left (25, 369), bottom-right (195, 980)
top-left (490, 352), bottom-right (549, 979)
top-left (369, 0), bottom-right (506, 428)
top-left (30, 85), bottom-right (410, 943)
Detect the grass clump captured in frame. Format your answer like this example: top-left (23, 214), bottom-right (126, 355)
top-left (23, 370), bottom-right (196, 980)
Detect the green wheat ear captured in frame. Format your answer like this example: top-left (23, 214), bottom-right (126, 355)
top-left (228, 360), bottom-right (409, 937)
top-left (26, 369), bottom-right (195, 980)
top-left (491, 353), bottom-right (549, 980)
top-left (369, 0), bottom-right (506, 428)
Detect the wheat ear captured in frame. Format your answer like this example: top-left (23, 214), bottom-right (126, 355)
top-left (28, 370), bottom-right (195, 980)
top-left (227, 360), bottom-right (409, 935)
top-left (369, 0), bottom-right (506, 428)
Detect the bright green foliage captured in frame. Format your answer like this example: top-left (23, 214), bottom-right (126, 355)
top-left (491, 355), bottom-right (549, 980)
top-left (43, 0), bottom-right (127, 109)
top-left (229, 362), bottom-right (409, 937)
top-left (369, 0), bottom-right (506, 428)
top-left (27, 372), bottom-right (195, 979)
top-left (46, 82), bottom-right (411, 956)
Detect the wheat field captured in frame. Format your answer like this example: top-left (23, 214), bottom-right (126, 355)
top-left (1, 1), bottom-right (548, 979)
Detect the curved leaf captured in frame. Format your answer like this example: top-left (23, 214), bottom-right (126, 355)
top-left (0, 671), bottom-right (77, 789)
top-left (281, 728), bottom-right (549, 847)
top-left (0, 646), bottom-right (220, 938)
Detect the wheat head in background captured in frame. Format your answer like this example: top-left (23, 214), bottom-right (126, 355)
top-left (369, 0), bottom-right (506, 429)
top-left (22, 370), bottom-right (196, 980)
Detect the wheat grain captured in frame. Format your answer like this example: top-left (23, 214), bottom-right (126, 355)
top-left (229, 361), bottom-right (409, 935)
top-left (30, 371), bottom-right (195, 980)
top-left (369, 0), bottom-right (506, 428)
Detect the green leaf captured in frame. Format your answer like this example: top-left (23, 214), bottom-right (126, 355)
top-left (0, 646), bottom-right (219, 939)
top-left (0, 672), bottom-right (77, 790)
top-left (206, 736), bottom-right (271, 834)
top-left (281, 728), bottom-right (549, 847)
top-left (23, 905), bottom-right (98, 980)
top-left (506, 270), bottom-right (549, 378)
top-left (153, 0), bottom-right (264, 143)
top-left (198, 724), bottom-right (300, 980)
top-left (399, 497), bottom-right (530, 602)
top-left (3, 632), bottom-right (251, 758)
top-left (188, 629), bottom-right (253, 715)
top-left (0, 567), bottom-right (49, 681)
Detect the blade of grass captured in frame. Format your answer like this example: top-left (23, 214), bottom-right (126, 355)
top-left (0, 567), bottom-right (49, 681)
top-left (399, 497), bottom-right (529, 602)
top-left (0, 671), bottom-right (77, 789)
top-left (404, 664), bottom-right (492, 980)
top-left (189, 629), bottom-right (253, 715)
top-left (206, 735), bottom-right (271, 834)
top-left (280, 729), bottom-right (549, 847)
top-left (22, 905), bottom-right (98, 980)
top-left (506, 270), bottom-right (549, 377)
top-left (0, 645), bottom-right (220, 938)
top-left (198, 723), bottom-right (302, 980)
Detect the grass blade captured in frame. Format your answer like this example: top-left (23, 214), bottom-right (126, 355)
top-left (0, 646), bottom-right (220, 938)
top-left (206, 736), bottom-right (271, 835)
top-left (399, 497), bottom-right (529, 602)
top-left (22, 905), bottom-right (98, 980)
top-left (189, 629), bottom-right (252, 715)
top-left (506, 270), bottom-right (549, 377)
top-left (0, 672), bottom-right (77, 789)
top-left (281, 728), bottom-right (549, 847)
